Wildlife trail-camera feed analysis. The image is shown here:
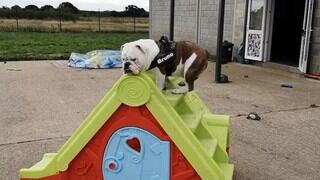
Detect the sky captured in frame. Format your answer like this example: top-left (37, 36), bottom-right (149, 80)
top-left (1, 0), bottom-right (149, 11)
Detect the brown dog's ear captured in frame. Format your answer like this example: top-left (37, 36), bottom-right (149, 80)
top-left (135, 45), bottom-right (145, 54)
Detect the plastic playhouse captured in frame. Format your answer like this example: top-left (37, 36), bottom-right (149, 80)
top-left (19, 73), bottom-right (234, 180)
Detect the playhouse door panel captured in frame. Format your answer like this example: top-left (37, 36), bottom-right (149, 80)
top-left (102, 127), bottom-right (170, 180)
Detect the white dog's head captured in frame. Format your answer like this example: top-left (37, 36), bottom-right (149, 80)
top-left (121, 39), bottom-right (159, 75)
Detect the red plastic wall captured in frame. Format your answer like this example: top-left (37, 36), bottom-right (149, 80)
top-left (21, 105), bottom-right (200, 180)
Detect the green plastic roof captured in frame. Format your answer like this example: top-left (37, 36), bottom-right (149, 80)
top-left (20, 73), bottom-right (233, 180)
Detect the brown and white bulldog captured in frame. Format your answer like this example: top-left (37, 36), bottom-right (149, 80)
top-left (121, 36), bottom-right (208, 94)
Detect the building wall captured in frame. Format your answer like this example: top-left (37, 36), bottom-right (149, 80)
top-left (232, 0), bottom-right (246, 49)
top-left (198, 0), bottom-right (219, 54)
top-left (149, 0), bottom-right (171, 39)
top-left (309, 0), bottom-right (320, 74)
top-left (174, 0), bottom-right (198, 42)
top-left (224, 0), bottom-right (235, 42)
top-left (150, 0), bottom-right (235, 55)
top-left (150, 0), bottom-right (318, 74)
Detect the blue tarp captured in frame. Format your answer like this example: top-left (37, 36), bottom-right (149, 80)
top-left (68, 50), bottom-right (122, 69)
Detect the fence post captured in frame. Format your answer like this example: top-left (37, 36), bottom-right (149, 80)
top-left (133, 10), bottom-right (136, 33)
top-left (98, 10), bottom-right (101, 32)
top-left (15, 8), bottom-right (19, 32)
top-left (59, 8), bottom-right (62, 32)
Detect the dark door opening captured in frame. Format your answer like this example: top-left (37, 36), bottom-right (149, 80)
top-left (270, 0), bottom-right (306, 67)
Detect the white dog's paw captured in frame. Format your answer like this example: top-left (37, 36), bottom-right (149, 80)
top-left (171, 86), bottom-right (188, 94)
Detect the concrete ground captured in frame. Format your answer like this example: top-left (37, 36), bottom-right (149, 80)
top-left (0, 61), bottom-right (319, 180)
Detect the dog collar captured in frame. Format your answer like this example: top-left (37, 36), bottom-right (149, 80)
top-left (148, 41), bottom-right (176, 71)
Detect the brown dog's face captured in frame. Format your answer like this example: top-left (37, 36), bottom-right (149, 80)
top-left (121, 42), bottom-right (147, 75)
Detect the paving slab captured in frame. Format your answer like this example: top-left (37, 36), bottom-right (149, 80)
top-left (231, 108), bottom-right (320, 180)
top-left (0, 138), bottom-right (68, 180)
top-left (0, 61), bottom-right (319, 180)
top-left (0, 61), bottom-right (122, 144)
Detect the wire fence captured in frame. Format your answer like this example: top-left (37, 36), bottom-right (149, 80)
top-left (0, 16), bottom-right (149, 33)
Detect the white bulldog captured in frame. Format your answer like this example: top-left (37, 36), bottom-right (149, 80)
top-left (121, 36), bottom-right (208, 94)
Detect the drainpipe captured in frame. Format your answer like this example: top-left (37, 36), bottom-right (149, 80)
top-left (196, 0), bottom-right (201, 44)
top-left (169, 0), bottom-right (175, 41)
top-left (215, 0), bottom-right (226, 83)
top-left (149, 0), bottom-right (153, 38)
top-left (242, 0), bottom-right (249, 61)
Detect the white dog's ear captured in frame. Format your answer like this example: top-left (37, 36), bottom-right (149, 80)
top-left (135, 45), bottom-right (145, 54)
top-left (120, 44), bottom-right (126, 51)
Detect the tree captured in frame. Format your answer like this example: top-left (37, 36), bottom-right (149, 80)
top-left (0, 6), bottom-right (11, 19)
top-left (125, 5), bottom-right (138, 16)
top-left (124, 5), bottom-right (148, 17)
top-left (1, 6), bottom-right (10, 10)
top-left (11, 5), bottom-right (20, 19)
top-left (58, 2), bottom-right (79, 14)
top-left (40, 5), bottom-right (54, 11)
top-left (110, 10), bottom-right (121, 17)
top-left (25, 5), bottom-right (39, 11)
top-left (11, 5), bottom-right (21, 10)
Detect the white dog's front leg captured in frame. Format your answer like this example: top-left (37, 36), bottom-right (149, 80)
top-left (155, 69), bottom-right (166, 90)
top-left (172, 84), bottom-right (189, 94)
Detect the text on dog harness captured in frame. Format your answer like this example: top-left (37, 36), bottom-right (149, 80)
top-left (157, 53), bottom-right (174, 64)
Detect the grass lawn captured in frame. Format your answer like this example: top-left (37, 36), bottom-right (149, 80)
top-left (0, 32), bottom-right (148, 61)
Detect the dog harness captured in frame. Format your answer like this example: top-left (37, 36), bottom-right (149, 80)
top-left (148, 38), bottom-right (177, 75)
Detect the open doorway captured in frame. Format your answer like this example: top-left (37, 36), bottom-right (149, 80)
top-left (270, 0), bottom-right (306, 67)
